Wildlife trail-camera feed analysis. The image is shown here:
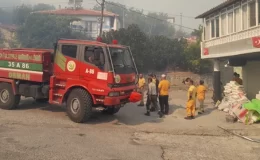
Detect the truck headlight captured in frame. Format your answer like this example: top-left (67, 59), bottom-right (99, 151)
top-left (108, 91), bottom-right (120, 97)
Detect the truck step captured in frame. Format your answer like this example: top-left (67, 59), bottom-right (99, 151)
top-left (53, 93), bottom-right (63, 97)
top-left (55, 84), bottom-right (66, 88)
top-left (52, 101), bottom-right (60, 104)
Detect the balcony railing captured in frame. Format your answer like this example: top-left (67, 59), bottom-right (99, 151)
top-left (204, 25), bottom-right (260, 48)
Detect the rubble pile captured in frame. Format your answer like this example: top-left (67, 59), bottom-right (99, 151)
top-left (217, 81), bottom-right (260, 124)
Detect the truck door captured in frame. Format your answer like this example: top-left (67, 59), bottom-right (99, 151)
top-left (78, 45), bottom-right (107, 81)
top-left (54, 44), bottom-right (80, 78)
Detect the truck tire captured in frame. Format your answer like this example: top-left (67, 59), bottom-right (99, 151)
top-left (0, 83), bottom-right (20, 110)
top-left (103, 107), bottom-right (120, 115)
top-left (66, 88), bottom-right (92, 123)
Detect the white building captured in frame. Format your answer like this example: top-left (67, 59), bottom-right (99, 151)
top-left (35, 8), bottom-right (120, 38)
top-left (196, 0), bottom-right (260, 100)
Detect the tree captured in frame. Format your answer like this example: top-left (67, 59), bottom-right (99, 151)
top-left (17, 14), bottom-right (88, 49)
top-left (0, 30), bottom-right (4, 48)
top-left (93, 1), bottom-right (176, 38)
top-left (0, 9), bottom-right (13, 24)
top-left (13, 4), bottom-right (57, 25)
top-left (191, 25), bottom-right (203, 42)
top-left (13, 4), bottom-right (32, 25)
top-left (184, 25), bottom-right (212, 73)
top-left (102, 24), bottom-right (186, 72)
top-left (33, 3), bottom-right (55, 12)
top-left (69, 0), bottom-right (83, 9)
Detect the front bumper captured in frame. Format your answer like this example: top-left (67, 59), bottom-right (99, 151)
top-left (104, 95), bottom-right (130, 106)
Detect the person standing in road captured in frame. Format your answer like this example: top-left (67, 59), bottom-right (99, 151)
top-left (185, 79), bottom-right (197, 120)
top-left (197, 80), bottom-right (207, 114)
top-left (150, 74), bottom-right (159, 112)
top-left (145, 78), bottom-right (163, 117)
top-left (138, 74), bottom-right (146, 106)
top-left (232, 72), bottom-right (243, 85)
top-left (158, 74), bottom-right (170, 115)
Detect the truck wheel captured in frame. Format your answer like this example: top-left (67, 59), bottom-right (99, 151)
top-left (103, 107), bottom-right (120, 115)
top-left (0, 83), bottom-right (20, 110)
top-left (66, 88), bottom-right (92, 123)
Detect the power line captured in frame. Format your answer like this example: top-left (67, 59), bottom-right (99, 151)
top-left (108, 0), bottom-right (195, 19)
top-left (106, 2), bottom-right (195, 30)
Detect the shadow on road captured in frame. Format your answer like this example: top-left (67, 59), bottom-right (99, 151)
top-left (12, 91), bottom-right (216, 126)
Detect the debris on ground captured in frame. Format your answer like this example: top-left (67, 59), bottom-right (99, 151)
top-left (216, 81), bottom-right (260, 124)
top-left (218, 126), bottom-right (260, 143)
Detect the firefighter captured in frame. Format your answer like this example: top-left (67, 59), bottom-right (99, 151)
top-left (145, 78), bottom-right (163, 118)
top-left (197, 80), bottom-right (207, 114)
top-left (185, 78), bottom-right (197, 120)
top-left (158, 74), bottom-right (170, 115)
top-left (137, 74), bottom-right (146, 106)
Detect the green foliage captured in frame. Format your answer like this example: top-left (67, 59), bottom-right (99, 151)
top-left (33, 3), bottom-right (56, 12)
top-left (0, 9), bottom-right (13, 24)
top-left (68, 0), bottom-right (83, 9)
top-left (184, 26), bottom-right (212, 73)
top-left (13, 3), bottom-right (56, 25)
top-left (0, 31), bottom-right (4, 48)
top-left (102, 24), bottom-right (210, 73)
top-left (94, 1), bottom-right (176, 38)
top-left (13, 4), bottom-right (32, 25)
top-left (17, 14), bottom-right (89, 49)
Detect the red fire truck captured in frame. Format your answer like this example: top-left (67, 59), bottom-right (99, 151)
top-left (0, 38), bottom-right (139, 123)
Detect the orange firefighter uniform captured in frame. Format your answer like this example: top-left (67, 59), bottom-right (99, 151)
top-left (196, 85), bottom-right (207, 113)
top-left (186, 85), bottom-right (196, 117)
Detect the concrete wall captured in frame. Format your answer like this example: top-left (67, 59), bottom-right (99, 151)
top-left (243, 61), bottom-right (260, 99)
top-left (219, 61), bottom-right (234, 86)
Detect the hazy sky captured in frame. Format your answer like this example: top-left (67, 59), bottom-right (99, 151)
top-left (19, 0), bottom-right (224, 31)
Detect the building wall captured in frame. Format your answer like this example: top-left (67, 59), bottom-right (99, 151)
top-left (243, 60), bottom-right (260, 99)
top-left (200, 0), bottom-right (260, 59)
top-left (71, 15), bottom-right (120, 38)
top-left (234, 67), bottom-right (243, 79)
top-left (219, 60), bottom-right (234, 86)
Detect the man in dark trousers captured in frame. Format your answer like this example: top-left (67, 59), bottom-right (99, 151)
top-left (145, 77), bottom-right (163, 117)
top-left (158, 74), bottom-right (170, 115)
top-left (150, 74), bottom-right (159, 112)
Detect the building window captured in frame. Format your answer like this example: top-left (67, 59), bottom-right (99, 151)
top-left (234, 8), bottom-right (241, 32)
top-left (249, 0), bottom-right (256, 27)
top-left (221, 14), bottom-right (227, 36)
top-left (216, 17), bottom-right (220, 37)
top-left (211, 19), bottom-right (215, 38)
top-left (205, 21), bottom-right (210, 40)
top-left (228, 12), bottom-right (234, 34)
top-left (242, 4), bottom-right (248, 30)
top-left (62, 45), bottom-right (77, 58)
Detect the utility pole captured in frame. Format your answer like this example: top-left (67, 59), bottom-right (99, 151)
top-left (99, 0), bottom-right (105, 37)
top-left (122, 9), bottom-right (125, 28)
top-left (180, 13), bottom-right (183, 31)
top-left (74, 0), bottom-right (76, 10)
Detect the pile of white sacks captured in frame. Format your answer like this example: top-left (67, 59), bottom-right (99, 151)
top-left (217, 81), bottom-right (250, 123)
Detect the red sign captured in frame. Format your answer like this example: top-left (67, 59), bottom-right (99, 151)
top-left (252, 37), bottom-right (260, 48)
top-left (203, 48), bottom-right (209, 55)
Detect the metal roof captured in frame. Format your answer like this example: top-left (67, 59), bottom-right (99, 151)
top-left (195, 0), bottom-right (239, 19)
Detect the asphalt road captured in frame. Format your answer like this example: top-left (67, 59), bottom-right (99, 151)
top-left (0, 90), bottom-right (260, 160)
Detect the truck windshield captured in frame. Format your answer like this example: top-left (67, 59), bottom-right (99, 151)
top-left (109, 47), bottom-right (135, 74)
